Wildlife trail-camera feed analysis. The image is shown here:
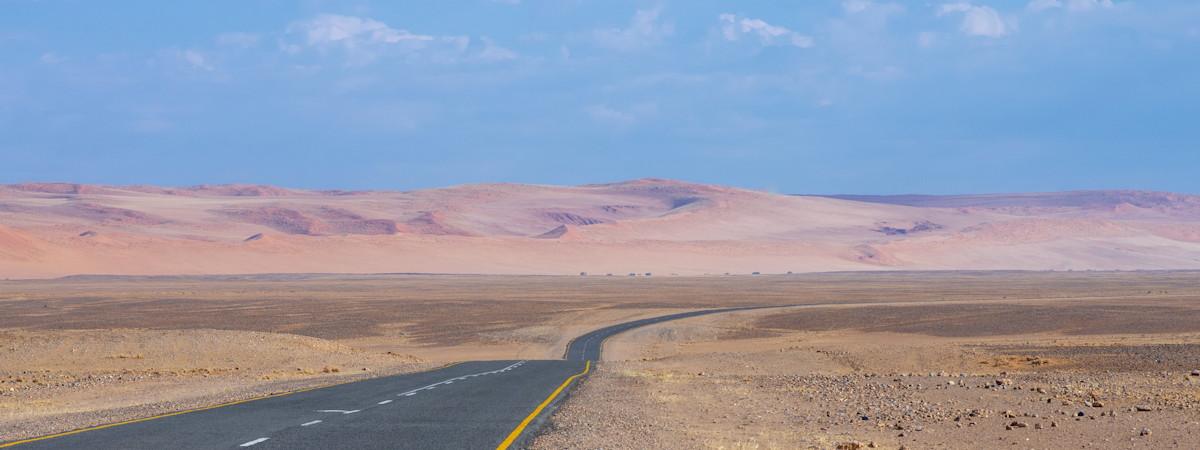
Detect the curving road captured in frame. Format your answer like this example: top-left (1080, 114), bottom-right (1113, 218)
top-left (3, 307), bottom-right (766, 449)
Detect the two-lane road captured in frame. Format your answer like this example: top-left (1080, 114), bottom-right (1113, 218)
top-left (563, 306), bottom-right (764, 361)
top-left (3, 307), bottom-right (767, 449)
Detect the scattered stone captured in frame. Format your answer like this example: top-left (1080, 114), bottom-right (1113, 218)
top-left (1140, 427), bottom-right (1152, 436)
top-left (1135, 405), bottom-right (1153, 412)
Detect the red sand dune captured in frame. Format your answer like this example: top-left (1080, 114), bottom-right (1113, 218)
top-left (1, 179), bottom-right (1199, 278)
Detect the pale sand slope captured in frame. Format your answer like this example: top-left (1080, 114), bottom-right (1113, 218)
top-left (3, 179), bottom-right (1200, 277)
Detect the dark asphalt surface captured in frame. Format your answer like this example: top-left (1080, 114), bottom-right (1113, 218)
top-left (8, 306), bottom-right (769, 449)
top-left (564, 306), bottom-right (769, 361)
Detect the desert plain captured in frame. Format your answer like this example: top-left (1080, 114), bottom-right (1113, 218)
top-left (3, 271), bottom-right (1199, 449)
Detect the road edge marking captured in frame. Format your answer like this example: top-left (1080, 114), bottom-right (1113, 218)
top-left (495, 360), bottom-right (591, 450)
top-left (0, 361), bottom-right (466, 448)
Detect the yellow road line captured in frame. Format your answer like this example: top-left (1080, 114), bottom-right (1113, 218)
top-left (0, 361), bottom-right (466, 448)
top-left (496, 360), bottom-right (591, 450)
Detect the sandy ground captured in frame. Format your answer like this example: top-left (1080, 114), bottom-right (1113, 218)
top-left (0, 274), bottom-right (702, 442)
top-left (533, 279), bottom-right (1200, 449)
top-left (5, 180), bottom-right (1200, 278)
top-left (3, 271), bottom-right (1199, 446)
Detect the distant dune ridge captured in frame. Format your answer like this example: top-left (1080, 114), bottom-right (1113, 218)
top-left (2, 179), bottom-right (1200, 278)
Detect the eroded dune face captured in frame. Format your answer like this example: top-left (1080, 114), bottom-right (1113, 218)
top-left (1, 179), bottom-right (1199, 277)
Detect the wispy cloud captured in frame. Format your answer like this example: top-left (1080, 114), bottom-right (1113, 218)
top-left (592, 8), bottom-right (674, 51)
top-left (285, 14), bottom-right (513, 65)
top-left (291, 14), bottom-right (435, 50)
top-left (718, 14), bottom-right (814, 48)
top-left (162, 49), bottom-right (214, 71)
top-left (216, 32), bottom-right (260, 48)
top-left (842, 0), bottom-right (904, 16)
top-left (938, 3), bottom-right (1013, 38)
top-left (286, 14), bottom-right (439, 64)
top-left (39, 52), bottom-right (66, 64)
top-left (585, 103), bottom-right (658, 127)
top-left (1028, 0), bottom-right (1115, 12)
top-left (474, 37), bottom-right (518, 62)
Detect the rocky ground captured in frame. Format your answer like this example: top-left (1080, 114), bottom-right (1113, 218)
top-left (533, 302), bottom-right (1200, 449)
top-left (0, 328), bottom-right (435, 442)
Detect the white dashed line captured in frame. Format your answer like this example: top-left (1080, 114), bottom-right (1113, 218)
top-left (239, 437), bottom-right (269, 447)
top-left (316, 409), bottom-right (360, 415)
top-left (395, 361), bottom-right (526, 398)
top-left (378, 400), bottom-right (392, 405)
top-left (301, 420), bottom-right (322, 427)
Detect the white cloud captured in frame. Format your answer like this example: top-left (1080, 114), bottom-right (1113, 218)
top-left (39, 52), bottom-right (66, 64)
top-left (286, 14), bottom-right (501, 64)
top-left (586, 103), bottom-right (658, 127)
top-left (842, 0), bottom-right (904, 16)
top-left (164, 49), bottom-right (214, 71)
top-left (475, 37), bottom-right (518, 62)
top-left (183, 50), bottom-right (213, 70)
top-left (718, 14), bottom-right (814, 48)
top-left (592, 8), bottom-right (674, 51)
top-left (843, 0), bottom-right (872, 14)
top-left (938, 3), bottom-right (1012, 38)
top-left (1027, 0), bottom-right (1061, 11)
top-left (1069, 0), bottom-right (1115, 11)
top-left (1028, 0), bottom-right (1115, 12)
top-left (216, 32), bottom-right (260, 48)
top-left (291, 14), bottom-right (434, 50)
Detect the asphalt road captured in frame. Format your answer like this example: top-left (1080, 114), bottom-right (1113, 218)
top-left (6, 306), bottom-right (765, 449)
top-left (564, 306), bottom-right (766, 361)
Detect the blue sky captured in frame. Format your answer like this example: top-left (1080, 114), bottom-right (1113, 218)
top-left (1, 0), bottom-right (1197, 194)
